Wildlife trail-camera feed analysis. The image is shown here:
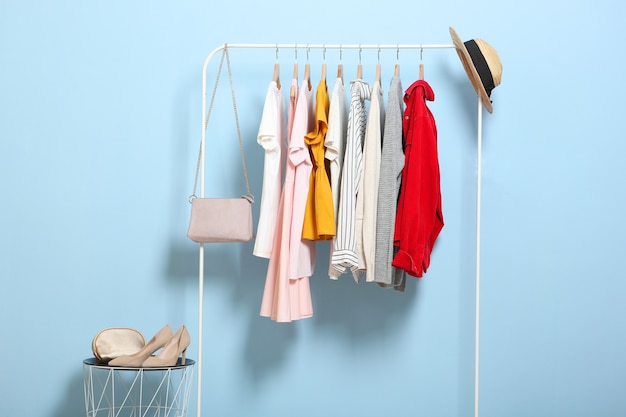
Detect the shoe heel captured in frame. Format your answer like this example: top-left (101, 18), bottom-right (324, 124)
top-left (141, 325), bottom-right (191, 368)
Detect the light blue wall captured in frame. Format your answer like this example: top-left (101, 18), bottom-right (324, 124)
top-left (1, 1), bottom-right (625, 416)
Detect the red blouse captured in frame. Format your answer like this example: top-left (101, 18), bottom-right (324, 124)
top-left (392, 80), bottom-right (444, 278)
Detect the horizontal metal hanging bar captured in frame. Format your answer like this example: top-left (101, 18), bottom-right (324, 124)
top-left (220, 43), bottom-right (456, 50)
top-left (202, 42), bottom-right (456, 83)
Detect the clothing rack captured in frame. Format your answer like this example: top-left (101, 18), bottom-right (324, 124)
top-left (195, 42), bottom-right (485, 417)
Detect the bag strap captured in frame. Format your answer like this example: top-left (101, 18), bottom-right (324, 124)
top-left (190, 46), bottom-right (253, 203)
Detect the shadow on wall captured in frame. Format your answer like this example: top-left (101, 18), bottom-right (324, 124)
top-left (52, 371), bottom-right (85, 417)
top-left (165, 236), bottom-right (421, 385)
top-left (439, 58), bottom-right (483, 142)
top-left (239, 240), bottom-right (420, 384)
top-left (308, 241), bottom-right (419, 338)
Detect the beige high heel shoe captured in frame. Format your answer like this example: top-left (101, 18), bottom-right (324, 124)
top-left (142, 325), bottom-right (190, 367)
top-left (108, 325), bottom-right (173, 367)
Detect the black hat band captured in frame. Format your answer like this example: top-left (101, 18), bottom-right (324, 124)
top-left (464, 40), bottom-right (495, 97)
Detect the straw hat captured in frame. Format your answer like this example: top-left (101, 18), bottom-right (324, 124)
top-left (449, 27), bottom-right (502, 113)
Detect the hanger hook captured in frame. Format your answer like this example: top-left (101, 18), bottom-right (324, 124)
top-left (378, 45), bottom-right (381, 63)
top-left (323, 45), bottom-right (326, 62)
top-left (420, 45), bottom-right (423, 62)
top-left (306, 44), bottom-right (310, 62)
top-left (340, 44), bottom-right (343, 62)
top-left (276, 44), bottom-right (279, 62)
top-left (359, 44), bottom-right (362, 64)
top-left (294, 44), bottom-right (297, 61)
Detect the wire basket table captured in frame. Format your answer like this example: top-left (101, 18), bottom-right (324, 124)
top-left (83, 357), bottom-right (195, 417)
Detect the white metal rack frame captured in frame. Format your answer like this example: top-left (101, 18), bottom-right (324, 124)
top-left (195, 42), bottom-right (485, 417)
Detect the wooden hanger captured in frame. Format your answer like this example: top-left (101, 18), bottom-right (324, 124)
top-left (304, 62), bottom-right (311, 90)
top-left (375, 47), bottom-right (381, 82)
top-left (303, 46), bottom-right (311, 90)
top-left (337, 46), bottom-right (344, 81)
top-left (394, 45), bottom-right (400, 77)
top-left (419, 47), bottom-right (424, 80)
top-left (273, 63), bottom-right (281, 89)
top-left (321, 46), bottom-right (327, 82)
top-left (357, 46), bottom-right (362, 79)
top-left (291, 62), bottom-right (298, 98)
top-left (273, 45), bottom-right (281, 89)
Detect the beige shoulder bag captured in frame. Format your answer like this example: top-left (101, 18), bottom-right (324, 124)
top-left (187, 46), bottom-right (254, 243)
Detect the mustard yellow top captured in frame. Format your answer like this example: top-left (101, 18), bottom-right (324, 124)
top-left (302, 79), bottom-right (335, 240)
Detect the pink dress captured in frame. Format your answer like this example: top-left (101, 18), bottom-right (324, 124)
top-left (288, 80), bottom-right (315, 280)
top-left (260, 78), bottom-right (314, 322)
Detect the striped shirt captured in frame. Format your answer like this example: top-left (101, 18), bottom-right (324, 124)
top-left (325, 78), bottom-right (347, 278)
top-left (330, 79), bottom-right (370, 279)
